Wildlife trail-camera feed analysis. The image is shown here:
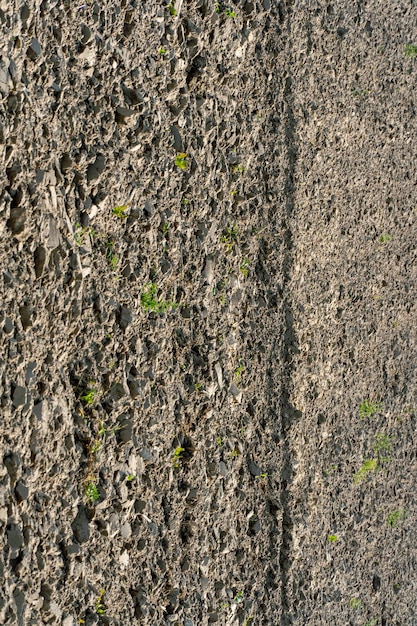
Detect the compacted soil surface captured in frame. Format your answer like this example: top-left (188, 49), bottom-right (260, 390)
top-left (1, 0), bottom-right (417, 624)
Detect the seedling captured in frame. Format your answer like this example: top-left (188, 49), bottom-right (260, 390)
top-left (195, 382), bottom-right (202, 392)
top-left (172, 446), bottom-right (184, 468)
top-left (354, 458), bottom-right (378, 484)
top-left (158, 47), bottom-right (167, 55)
top-left (81, 385), bottom-right (98, 405)
top-left (95, 589), bottom-right (106, 615)
top-left (105, 240), bottom-right (118, 271)
top-left (363, 620), bottom-right (377, 626)
top-left (233, 163), bottom-right (246, 175)
top-left (216, 436), bottom-right (223, 446)
top-left (234, 362), bottom-right (244, 383)
top-left (126, 474), bottom-right (135, 482)
top-left (221, 225), bottom-right (238, 252)
top-left (112, 204), bottom-right (128, 218)
top-left (162, 222), bottom-right (170, 236)
top-left (84, 480), bottom-right (100, 504)
top-left (229, 448), bottom-right (240, 459)
top-left (233, 590), bottom-right (244, 604)
top-left (324, 464), bottom-right (337, 475)
top-left (240, 259), bottom-right (249, 276)
top-left (175, 153), bottom-right (188, 171)
top-left (359, 399), bottom-right (382, 419)
top-left (74, 223), bottom-right (97, 246)
top-left (255, 473), bottom-right (269, 480)
top-left (215, 2), bottom-right (236, 17)
top-left (140, 282), bottom-right (178, 313)
top-left (327, 534), bottom-right (338, 543)
top-left (387, 509), bottom-right (407, 528)
top-left (168, 3), bottom-right (177, 15)
top-left (350, 598), bottom-right (361, 609)
top-left (379, 233), bottom-right (392, 243)
top-left (405, 43), bottom-right (417, 58)
top-left (373, 433), bottom-right (394, 460)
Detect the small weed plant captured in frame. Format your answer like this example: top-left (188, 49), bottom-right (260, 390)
top-left (215, 1), bottom-right (236, 16)
top-left (234, 362), bottom-right (244, 383)
top-left (240, 259), bottom-right (249, 276)
top-left (175, 153), bottom-right (188, 171)
top-left (359, 399), bottom-right (382, 419)
top-left (379, 233), bottom-right (392, 243)
top-left (221, 225), bottom-right (238, 252)
top-left (158, 47), bottom-right (167, 55)
top-left (405, 44), bottom-right (417, 58)
top-left (74, 222), bottom-right (96, 246)
top-left (172, 446), bottom-right (184, 468)
top-left (327, 534), bottom-right (338, 543)
top-left (81, 384), bottom-right (98, 405)
top-left (112, 204), bottom-right (128, 218)
top-left (84, 480), bottom-right (100, 504)
top-left (168, 3), bottom-right (177, 15)
top-left (350, 598), bottom-right (361, 609)
top-left (387, 509), bottom-right (407, 528)
top-left (95, 589), bottom-right (106, 615)
top-left (373, 433), bottom-right (394, 461)
top-left (105, 240), bottom-right (118, 271)
top-left (141, 283), bottom-right (177, 313)
top-left (354, 458), bottom-right (378, 484)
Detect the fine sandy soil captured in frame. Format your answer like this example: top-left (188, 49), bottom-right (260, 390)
top-left (1, 0), bottom-right (417, 625)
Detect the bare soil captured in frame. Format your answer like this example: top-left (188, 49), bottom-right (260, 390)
top-left (1, 1), bottom-right (417, 625)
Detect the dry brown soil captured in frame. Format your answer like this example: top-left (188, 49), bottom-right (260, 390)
top-left (1, 0), bottom-right (417, 625)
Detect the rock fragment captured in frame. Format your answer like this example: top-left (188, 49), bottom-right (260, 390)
top-left (71, 507), bottom-right (90, 543)
top-left (27, 38), bottom-right (42, 60)
top-left (12, 386), bottom-right (27, 408)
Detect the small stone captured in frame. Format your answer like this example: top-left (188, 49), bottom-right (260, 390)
top-left (15, 480), bottom-right (29, 502)
top-left (116, 106), bottom-right (138, 123)
top-left (71, 507), bottom-right (90, 544)
top-left (120, 522), bottom-right (132, 539)
top-left (12, 386), bottom-right (27, 408)
top-left (19, 305), bottom-right (32, 330)
top-left (202, 258), bottom-right (214, 285)
top-left (27, 38), bottom-right (42, 60)
top-left (4, 317), bottom-right (14, 334)
top-left (110, 382), bottom-right (126, 401)
top-left (219, 461), bottom-right (228, 476)
top-left (47, 217), bottom-right (60, 249)
top-left (229, 384), bottom-right (242, 403)
top-left (118, 306), bottom-right (132, 330)
top-left (34, 246), bottom-right (46, 278)
top-left (32, 400), bottom-right (46, 420)
top-left (66, 543), bottom-right (81, 556)
top-left (248, 459), bottom-right (263, 477)
top-left (117, 418), bottom-right (133, 443)
top-left (127, 379), bottom-right (144, 399)
top-left (86, 155), bottom-right (105, 182)
top-left (214, 363), bottom-right (223, 389)
top-left (7, 523), bottom-right (24, 549)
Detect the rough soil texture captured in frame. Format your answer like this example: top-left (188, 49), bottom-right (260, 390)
top-left (1, 0), bottom-right (417, 625)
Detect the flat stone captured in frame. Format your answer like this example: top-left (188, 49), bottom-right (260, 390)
top-left (13, 386), bottom-right (27, 408)
top-left (47, 217), bottom-right (60, 249)
top-left (118, 306), bottom-right (132, 330)
top-left (15, 480), bottom-right (29, 502)
top-left (27, 38), bottom-right (42, 60)
top-left (71, 507), bottom-right (90, 544)
top-left (7, 523), bottom-right (24, 549)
